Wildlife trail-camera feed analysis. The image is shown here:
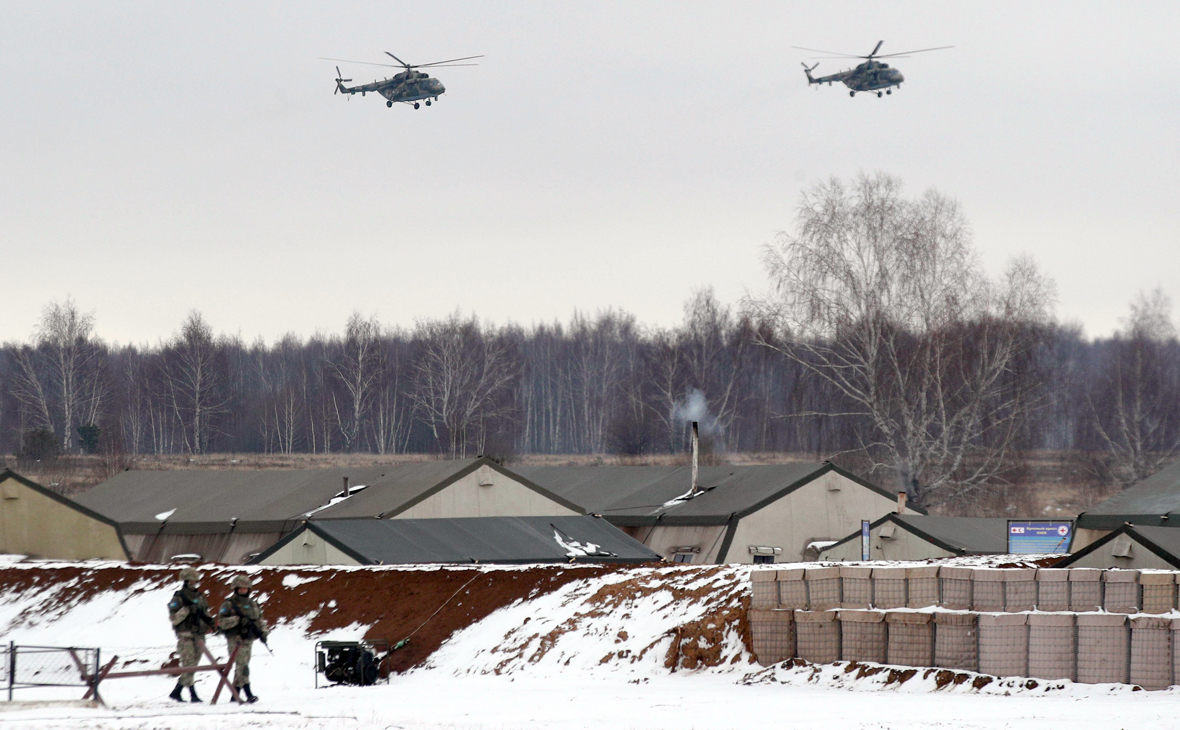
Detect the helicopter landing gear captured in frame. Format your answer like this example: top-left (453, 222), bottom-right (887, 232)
top-left (386, 101), bottom-right (393, 108)
top-left (877, 91), bottom-right (883, 97)
top-left (849, 90), bottom-right (855, 97)
top-left (413, 102), bottom-right (420, 109)
top-left (886, 89), bottom-right (892, 95)
top-left (425, 100), bottom-right (431, 106)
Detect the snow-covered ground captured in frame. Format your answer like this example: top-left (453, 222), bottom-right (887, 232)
top-left (0, 559), bottom-right (1174, 729)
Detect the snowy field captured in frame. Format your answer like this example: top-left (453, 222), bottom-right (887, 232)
top-left (0, 559), bottom-right (1174, 729)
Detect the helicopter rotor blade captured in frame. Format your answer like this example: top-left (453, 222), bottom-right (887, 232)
top-left (414, 55), bottom-right (484, 67)
top-left (868, 40), bottom-right (884, 57)
top-left (791, 45), bottom-right (858, 57)
top-left (385, 52), bottom-right (411, 67)
top-left (322, 56), bottom-right (401, 68)
top-left (875, 45), bottom-right (954, 58)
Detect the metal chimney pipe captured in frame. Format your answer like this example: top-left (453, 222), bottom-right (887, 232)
top-left (690, 422), bottom-right (700, 495)
top-left (897, 490), bottom-right (907, 515)
top-left (343, 476), bottom-right (350, 494)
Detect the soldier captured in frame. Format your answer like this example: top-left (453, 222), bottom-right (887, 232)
top-left (217, 574), bottom-right (268, 703)
top-left (166, 566), bottom-right (214, 702)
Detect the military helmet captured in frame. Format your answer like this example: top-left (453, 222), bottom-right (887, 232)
top-left (178, 566), bottom-right (202, 583)
top-left (231, 575), bottom-right (253, 590)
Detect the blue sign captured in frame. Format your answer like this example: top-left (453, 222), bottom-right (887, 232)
top-left (861, 520), bottom-right (871, 561)
top-left (1007, 520), bottom-right (1073, 554)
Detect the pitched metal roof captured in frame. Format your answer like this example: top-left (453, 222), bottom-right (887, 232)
top-left (1076, 461), bottom-right (1180, 530)
top-left (74, 459), bottom-right (577, 534)
top-left (1057, 524), bottom-right (1180, 569)
top-left (821, 513), bottom-right (1009, 556)
top-left (514, 462), bottom-right (907, 526)
top-left (254, 515), bottom-right (661, 565)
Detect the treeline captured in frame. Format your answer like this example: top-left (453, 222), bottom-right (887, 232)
top-left (1, 289), bottom-right (1178, 481)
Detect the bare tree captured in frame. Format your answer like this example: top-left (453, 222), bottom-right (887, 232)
top-left (161, 311), bottom-right (227, 454)
top-left (329, 313), bottom-right (382, 452)
top-left (411, 314), bottom-right (520, 457)
top-left (751, 173), bottom-right (1055, 509)
top-left (7, 299), bottom-right (106, 452)
top-left (1090, 288), bottom-right (1180, 486)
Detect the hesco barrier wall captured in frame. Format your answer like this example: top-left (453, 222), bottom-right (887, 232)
top-left (753, 566), bottom-right (1180, 614)
top-left (748, 566), bottom-right (1180, 688)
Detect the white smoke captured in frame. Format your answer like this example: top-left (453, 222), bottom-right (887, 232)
top-left (673, 388), bottom-right (719, 436)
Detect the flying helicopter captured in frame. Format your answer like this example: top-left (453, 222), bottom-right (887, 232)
top-left (321, 52), bottom-right (483, 109)
top-left (793, 41), bottom-right (952, 97)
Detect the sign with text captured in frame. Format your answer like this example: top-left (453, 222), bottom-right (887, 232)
top-left (861, 520), bottom-right (871, 561)
top-left (1007, 520), bottom-right (1073, 554)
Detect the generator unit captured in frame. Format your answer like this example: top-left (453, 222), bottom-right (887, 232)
top-left (314, 640), bottom-right (386, 687)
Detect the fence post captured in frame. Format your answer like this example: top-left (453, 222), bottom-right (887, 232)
top-left (7, 642), bottom-right (13, 701)
top-left (92, 648), bottom-right (101, 704)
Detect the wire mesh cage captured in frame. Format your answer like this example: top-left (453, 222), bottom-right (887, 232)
top-left (933, 612), bottom-right (978, 671)
top-left (905, 566), bottom-right (939, 609)
top-left (805, 568), bottom-right (842, 611)
top-left (873, 567), bottom-right (907, 609)
top-left (750, 571), bottom-right (781, 610)
top-left (1138, 574), bottom-right (1176, 615)
top-left (794, 611), bottom-right (840, 664)
top-left (749, 609), bottom-right (795, 666)
top-left (1069, 570), bottom-right (1104, 612)
top-left (777, 569), bottom-right (809, 610)
top-left (1003, 570), bottom-right (1037, 612)
top-left (1129, 616), bottom-right (1173, 690)
top-left (1027, 613), bottom-right (1076, 681)
top-left (972, 570), bottom-right (1006, 612)
top-left (839, 567), bottom-right (873, 609)
top-left (978, 613), bottom-right (1029, 678)
top-left (939, 567), bottom-right (974, 611)
top-left (1103, 571), bottom-right (1141, 614)
top-left (1076, 614), bottom-right (1129, 684)
top-left (1035, 569), bottom-right (1071, 612)
top-left (886, 612), bottom-right (932, 667)
top-left (838, 610), bottom-right (886, 663)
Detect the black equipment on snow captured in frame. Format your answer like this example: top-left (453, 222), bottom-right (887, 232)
top-left (315, 640), bottom-right (385, 687)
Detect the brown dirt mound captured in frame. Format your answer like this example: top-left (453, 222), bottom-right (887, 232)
top-left (0, 563), bottom-right (633, 673)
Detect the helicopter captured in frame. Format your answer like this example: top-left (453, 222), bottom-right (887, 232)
top-left (321, 52), bottom-right (483, 109)
top-left (793, 41), bottom-right (952, 97)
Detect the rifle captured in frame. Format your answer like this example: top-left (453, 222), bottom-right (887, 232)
top-left (177, 592), bottom-right (216, 634)
top-left (231, 601), bottom-right (273, 655)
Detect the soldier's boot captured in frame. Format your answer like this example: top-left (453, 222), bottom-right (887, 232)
top-left (168, 682), bottom-right (185, 702)
top-left (188, 686), bottom-right (202, 703)
top-left (243, 683), bottom-right (259, 703)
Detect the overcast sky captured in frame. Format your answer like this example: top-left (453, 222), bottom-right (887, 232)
top-left (2, 1), bottom-right (1177, 345)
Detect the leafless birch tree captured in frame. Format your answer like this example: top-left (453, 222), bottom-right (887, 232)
top-left (1090, 289), bottom-right (1180, 486)
top-left (751, 173), bottom-right (1055, 509)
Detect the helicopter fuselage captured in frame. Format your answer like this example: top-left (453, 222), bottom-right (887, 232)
top-left (809, 61), bottom-right (903, 92)
top-left (338, 70), bottom-right (445, 104)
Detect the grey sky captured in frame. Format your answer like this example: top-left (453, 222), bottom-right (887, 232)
top-left (2, 1), bottom-right (1177, 345)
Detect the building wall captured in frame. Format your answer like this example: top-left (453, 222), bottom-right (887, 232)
top-left (392, 466), bottom-right (580, 519)
top-left (724, 471), bottom-right (901, 564)
top-left (256, 529), bottom-right (363, 566)
top-left (632, 525), bottom-right (727, 564)
top-left (128, 531), bottom-right (284, 564)
top-left (1072, 527), bottom-right (1112, 552)
top-left (0, 476), bottom-right (127, 560)
top-left (1065, 538), bottom-right (1176, 571)
top-left (820, 522), bottom-right (957, 562)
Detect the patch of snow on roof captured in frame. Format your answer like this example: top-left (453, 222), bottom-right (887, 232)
top-left (552, 528), bottom-right (615, 558)
top-left (303, 484), bottom-right (368, 518)
top-left (154, 508), bottom-right (176, 521)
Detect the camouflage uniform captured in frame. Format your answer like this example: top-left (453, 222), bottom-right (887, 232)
top-left (218, 575), bottom-right (268, 701)
top-left (167, 567), bottom-right (213, 701)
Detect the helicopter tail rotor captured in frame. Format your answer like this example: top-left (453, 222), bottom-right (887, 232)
top-left (334, 66), bottom-right (353, 95)
top-left (801, 62), bottom-right (819, 83)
